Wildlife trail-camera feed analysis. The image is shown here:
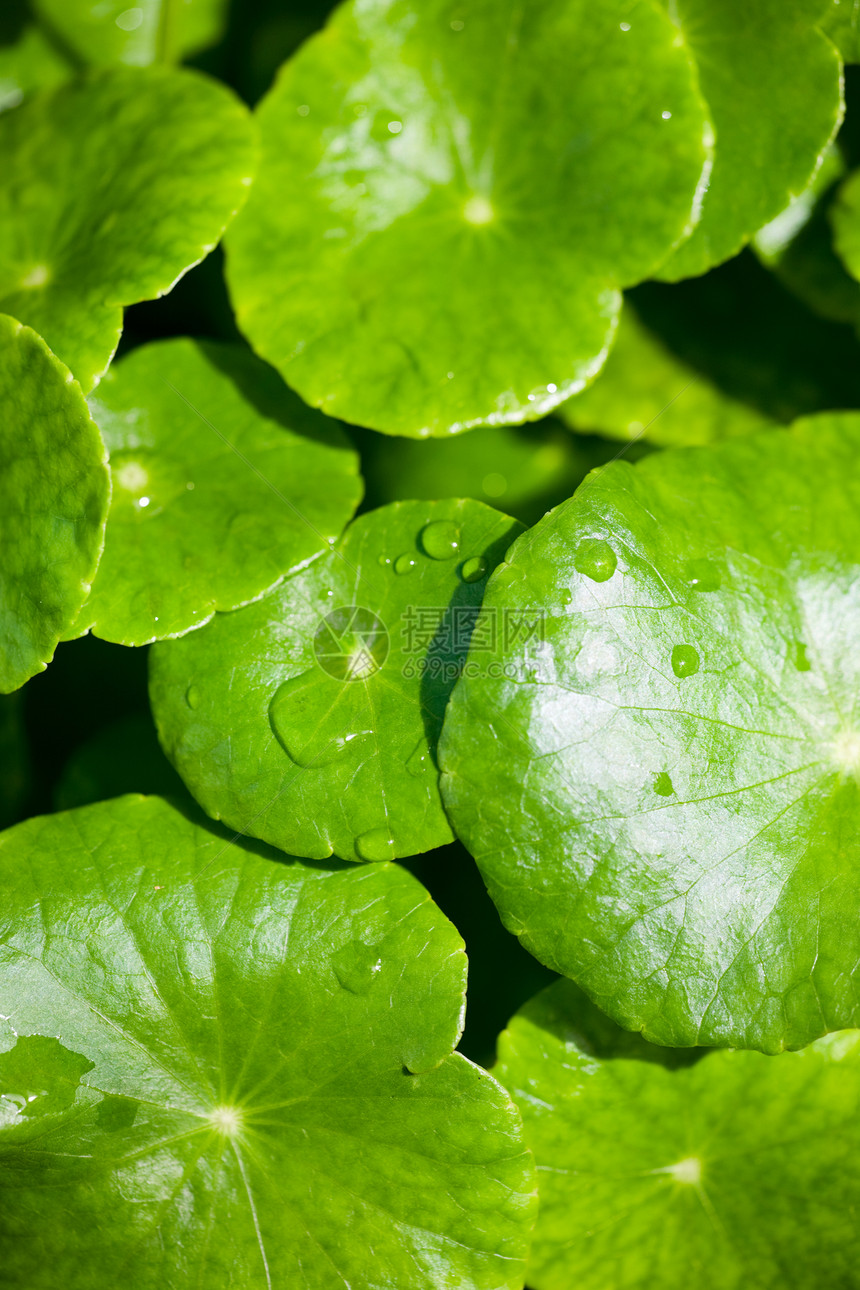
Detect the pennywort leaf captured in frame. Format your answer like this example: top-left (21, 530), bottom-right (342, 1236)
top-left (150, 499), bottom-right (523, 862)
top-left (75, 337), bottom-right (362, 645)
top-left (0, 67), bottom-right (256, 392)
top-left (821, 0), bottom-right (860, 62)
top-left (656, 0), bottom-right (843, 281)
top-left (440, 414), bottom-right (860, 1053)
top-left (0, 315), bottom-right (110, 694)
top-left (558, 304), bottom-right (775, 446)
top-left (225, 0), bottom-right (711, 437)
top-left (0, 795), bottom-right (536, 1289)
top-left (32, 0), bottom-right (229, 68)
top-left (496, 980), bottom-right (860, 1290)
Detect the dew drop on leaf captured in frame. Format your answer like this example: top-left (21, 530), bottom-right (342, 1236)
top-left (407, 742), bottom-right (431, 777)
top-left (460, 556), bottom-right (488, 583)
top-left (671, 644), bottom-right (700, 678)
top-left (394, 553), bottom-right (417, 575)
top-left (573, 538), bottom-right (617, 583)
top-left (185, 686), bottom-right (200, 710)
top-left (653, 771), bottom-right (675, 796)
top-left (355, 828), bottom-right (397, 861)
top-left (421, 520), bottom-right (461, 560)
top-left (795, 641), bottom-right (812, 671)
top-left (269, 673), bottom-right (370, 768)
top-left (332, 938), bottom-right (385, 994)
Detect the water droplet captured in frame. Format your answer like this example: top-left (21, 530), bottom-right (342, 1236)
top-left (394, 553), bottom-right (417, 575)
top-left (620, 20), bottom-right (631, 30)
top-left (355, 828), bottom-right (396, 862)
top-left (794, 642), bottom-right (811, 671)
top-left (460, 555), bottom-right (488, 583)
top-left (269, 672), bottom-right (371, 768)
top-left (407, 742), bottom-right (432, 777)
top-left (574, 538), bottom-right (617, 583)
top-left (332, 939), bottom-right (385, 993)
top-left (671, 644), bottom-right (700, 679)
top-left (685, 558), bottom-right (721, 593)
top-left (653, 771), bottom-right (674, 797)
top-left (450, 18), bottom-right (464, 30)
top-left (662, 110), bottom-right (672, 120)
top-left (421, 520), bottom-right (460, 560)
top-left (378, 553), bottom-right (393, 568)
top-left (185, 685), bottom-right (200, 710)
top-left (297, 104), bottom-right (310, 117)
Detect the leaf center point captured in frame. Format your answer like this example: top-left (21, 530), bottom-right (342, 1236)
top-left (665, 1156), bottom-right (701, 1185)
top-left (830, 730), bottom-right (860, 778)
top-left (463, 195), bottom-right (494, 226)
top-left (209, 1104), bottom-right (244, 1136)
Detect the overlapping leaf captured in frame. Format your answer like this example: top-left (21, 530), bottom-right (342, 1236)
top-left (0, 67), bottom-right (255, 391)
top-left (32, 0), bottom-right (228, 67)
top-left (440, 414), bottom-right (860, 1053)
top-left (150, 499), bottom-right (522, 861)
top-left (75, 337), bottom-right (362, 645)
top-left (226, 0), bottom-right (710, 436)
top-left (0, 795), bottom-right (536, 1289)
top-left (0, 315), bottom-right (110, 693)
top-left (656, 0), bottom-right (842, 281)
top-left (558, 304), bottom-right (775, 446)
top-left (497, 980), bottom-right (860, 1290)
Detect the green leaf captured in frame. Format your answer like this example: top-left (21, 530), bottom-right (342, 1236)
top-left (656, 0), bottom-right (843, 281)
top-left (225, 0), bottom-right (711, 437)
top-left (75, 337), bottom-right (362, 645)
top-left (496, 979), bottom-right (860, 1290)
top-left (358, 417), bottom-right (629, 526)
top-left (150, 499), bottom-right (523, 861)
top-left (558, 304), bottom-right (776, 447)
top-left (821, 0), bottom-right (860, 62)
top-left (0, 315), bottom-right (110, 694)
top-left (0, 67), bottom-right (255, 392)
top-left (0, 24), bottom-right (72, 112)
top-left (32, 0), bottom-right (229, 67)
top-left (0, 795), bottom-right (536, 1288)
top-left (439, 414), bottom-right (860, 1053)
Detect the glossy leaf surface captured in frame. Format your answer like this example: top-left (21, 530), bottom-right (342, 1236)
top-left (0, 795), bottom-right (535, 1289)
top-left (657, 0), bottom-right (842, 281)
top-left (0, 315), bottom-right (110, 693)
top-left (0, 67), bottom-right (255, 391)
top-left (440, 415), bottom-right (860, 1052)
top-left (151, 499), bottom-right (523, 861)
top-left (226, 0), bottom-right (710, 436)
top-left (32, 0), bottom-right (229, 66)
top-left (497, 980), bottom-right (860, 1290)
top-left (77, 338), bottom-right (362, 645)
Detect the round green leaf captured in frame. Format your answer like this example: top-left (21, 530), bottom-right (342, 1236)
top-left (32, 0), bottom-right (229, 67)
top-left (225, 0), bottom-right (711, 438)
top-left (0, 795), bottom-right (536, 1289)
top-left (496, 980), bottom-right (860, 1290)
top-left (656, 0), bottom-right (842, 281)
top-left (821, 0), bottom-right (860, 62)
top-left (150, 499), bottom-right (523, 861)
top-left (440, 415), bottom-right (860, 1053)
top-left (558, 304), bottom-right (775, 447)
top-left (0, 314), bottom-right (110, 694)
top-left (0, 67), bottom-right (255, 392)
top-left (75, 337), bottom-right (362, 645)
